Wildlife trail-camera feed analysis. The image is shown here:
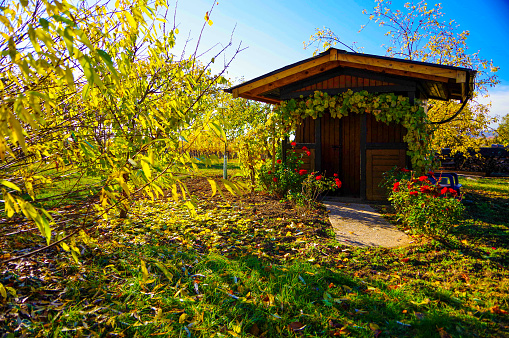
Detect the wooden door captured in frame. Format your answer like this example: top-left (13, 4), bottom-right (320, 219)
top-left (320, 113), bottom-right (341, 177)
top-left (366, 149), bottom-right (406, 200)
top-left (319, 113), bottom-right (361, 197)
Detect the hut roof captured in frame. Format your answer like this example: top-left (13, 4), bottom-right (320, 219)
top-left (225, 48), bottom-right (476, 104)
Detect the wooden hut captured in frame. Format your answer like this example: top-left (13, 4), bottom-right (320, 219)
top-left (226, 48), bottom-right (476, 200)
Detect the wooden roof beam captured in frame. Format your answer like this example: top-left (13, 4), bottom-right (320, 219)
top-left (334, 53), bottom-right (467, 83)
top-left (337, 61), bottom-right (452, 84)
top-left (237, 92), bottom-right (281, 105)
top-left (237, 55), bottom-right (332, 95)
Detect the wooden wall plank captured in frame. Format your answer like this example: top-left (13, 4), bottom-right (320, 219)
top-left (355, 113), bottom-right (361, 195)
top-left (340, 76), bottom-right (345, 88)
top-left (333, 76), bottom-right (340, 88)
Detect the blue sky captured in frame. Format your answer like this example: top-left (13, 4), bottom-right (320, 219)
top-left (174, 0), bottom-right (509, 126)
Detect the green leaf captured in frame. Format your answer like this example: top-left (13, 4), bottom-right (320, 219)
top-left (52, 14), bottom-right (74, 26)
top-left (39, 18), bottom-right (49, 30)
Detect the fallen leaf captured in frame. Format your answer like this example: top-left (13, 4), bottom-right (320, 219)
top-left (288, 321), bottom-right (306, 332)
top-left (250, 323), bottom-right (260, 336)
top-left (490, 305), bottom-right (508, 315)
top-left (328, 319), bottom-right (343, 329)
top-left (437, 327), bottom-right (452, 338)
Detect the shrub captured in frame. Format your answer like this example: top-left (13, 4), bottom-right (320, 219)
top-left (383, 167), bottom-right (465, 237)
top-left (258, 145), bottom-right (341, 205)
top-left (258, 148), bottom-right (306, 197)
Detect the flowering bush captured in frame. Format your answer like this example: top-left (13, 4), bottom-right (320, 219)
top-left (299, 171), bottom-right (342, 209)
top-left (258, 146), bottom-right (306, 197)
top-left (259, 144), bottom-right (341, 204)
top-left (383, 167), bottom-right (464, 237)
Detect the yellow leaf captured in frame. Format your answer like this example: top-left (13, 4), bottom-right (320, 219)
top-left (155, 262), bottom-right (173, 281)
top-left (370, 323), bottom-right (380, 330)
top-left (0, 283), bottom-right (7, 298)
top-left (155, 307), bottom-right (162, 321)
top-left (25, 180), bottom-right (34, 200)
top-left (207, 178), bottom-right (217, 197)
top-left (0, 180), bottom-right (21, 192)
top-left (141, 159), bottom-right (151, 179)
top-left (65, 67), bottom-right (75, 89)
top-left (9, 114), bottom-right (26, 152)
top-left (208, 20), bottom-right (213, 26)
top-left (141, 259), bottom-right (149, 284)
top-left (124, 12), bottom-right (137, 29)
top-left (179, 313), bottom-right (188, 323)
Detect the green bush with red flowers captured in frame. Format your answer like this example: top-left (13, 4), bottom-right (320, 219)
top-left (259, 143), bottom-right (341, 203)
top-left (299, 172), bottom-right (342, 208)
top-left (383, 167), bottom-right (465, 237)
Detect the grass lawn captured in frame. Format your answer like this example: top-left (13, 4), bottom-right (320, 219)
top-left (194, 158), bottom-right (242, 177)
top-left (0, 175), bottom-right (508, 337)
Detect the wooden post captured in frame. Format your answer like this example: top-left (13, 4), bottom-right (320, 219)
top-left (360, 114), bottom-right (367, 200)
top-left (407, 91), bottom-right (415, 170)
top-left (315, 117), bottom-right (322, 172)
top-left (408, 91), bottom-right (415, 105)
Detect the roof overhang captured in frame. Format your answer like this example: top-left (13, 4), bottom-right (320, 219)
top-left (225, 48), bottom-right (476, 104)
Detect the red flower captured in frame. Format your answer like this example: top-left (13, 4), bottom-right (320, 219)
top-left (306, 150), bottom-right (311, 156)
top-left (448, 188), bottom-right (458, 196)
top-left (420, 185), bottom-right (431, 193)
top-left (277, 159), bottom-right (282, 164)
top-left (428, 171), bottom-right (435, 176)
top-left (299, 169), bottom-right (307, 175)
top-left (273, 177), bottom-right (277, 182)
top-left (440, 187), bottom-right (448, 195)
top-left (294, 168), bottom-right (298, 172)
top-left (302, 146), bottom-right (308, 151)
top-left (393, 182), bottom-right (400, 192)
top-left (291, 141), bottom-right (297, 147)
top-left (400, 168), bottom-right (410, 172)
top-left (335, 178), bottom-right (342, 188)
top-left (409, 191), bottom-right (418, 196)
top-left (316, 175), bottom-right (322, 180)
top-left (268, 170), bottom-right (272, 175)
top-left (333, 173), bottom-right (338, 177)
top-left (418, 176), bottom-right (427, 182)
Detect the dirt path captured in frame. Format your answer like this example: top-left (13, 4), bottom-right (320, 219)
top-left (324, 201), bottom-right (411, 247)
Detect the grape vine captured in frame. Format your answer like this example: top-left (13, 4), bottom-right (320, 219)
top-left (278, 90), bottom-right (435, 170)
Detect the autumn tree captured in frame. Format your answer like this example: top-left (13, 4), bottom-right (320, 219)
top-left (0, 0), bottom-right (242, 262)
top-left (305, 0), bottom-right (499, 156)
top-left (496, 114), bottom-right (509, 146)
